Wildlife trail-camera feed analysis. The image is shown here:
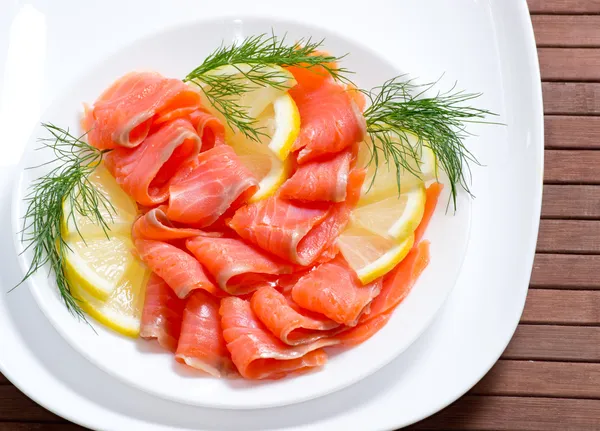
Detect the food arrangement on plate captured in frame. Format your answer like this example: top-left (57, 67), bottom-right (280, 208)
top-left (17, 34), bottom-right (493, 381)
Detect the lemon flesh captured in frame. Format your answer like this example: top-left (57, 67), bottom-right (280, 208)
top-left (337, 223), bottom-right (415, 285)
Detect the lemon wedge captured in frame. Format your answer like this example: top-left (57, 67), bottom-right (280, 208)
top-left (358, 132), bottom-right (437, 205)
top-left (62, 163), bottom-right (150, 337)
top-left (70, 258), bottom-right (150, 337)
top-left (337, 223), bottom-right (415, 285)
top-left (352, 183), bottom-right (426, 240)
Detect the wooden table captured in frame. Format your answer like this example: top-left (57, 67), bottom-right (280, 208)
top-left (2, 1), bottom-right (600, 430)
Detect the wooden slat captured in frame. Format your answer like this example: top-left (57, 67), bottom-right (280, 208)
top-left (472, 360), bottom-right (600, 398)
top-left (545, 150), bottom-right (600, 183)
top-left (543, 82), bottom-right (600, 114)
top-left (0, 424), bottom-right (83, 431)
top-left (527, 0), bottom-right (600, 13)
top-left (537, 220), bottom-right (600, 253)
top-left (0, 373), bottom-right (8, 385)
top-left (502, 325), bottom-right (600, 361)
top-left (522, 289), bottom-right (600, 325)
top-left (542, 185), bottom-right (600, 219)
top-left (410, 396), bottom-right (600, 430)
top-left (0, 387), bottom-right (62, 422)
top-left (545, 116), bottom-right (600, 149)
top-left (532, 254), bottom-right (600, 289)
top-left (532, 16), bottom-right (600, 47)
top-left (539, 48), bottom-right (600, 81)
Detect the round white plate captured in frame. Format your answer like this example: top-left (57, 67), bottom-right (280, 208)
top-left (0, 0), bottom-right (542, 429)
top-left (12, 17), bottom-right (472, 409)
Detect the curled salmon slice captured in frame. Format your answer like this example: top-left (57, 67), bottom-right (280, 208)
top-left (229, 169), bottom-right (364, 266)
top-left (83, 71), bottom-right (201, 150)
top-left (175, 291), bottom-right (237, 377)
top-left (188, 108), bottom-right (226, 149)
top-left (104, 118), bottom-right (201, 206)
top-left (132, 206), bottom-right (219, 242)
top-left (289, 78), bottom-right (365, 164)
top-left (251, 286), bottom-right (341, 346)
top-left (135, 239), bottom-right (222, 299)
top-left (166, 145), bottom-right (258, 226)
top-left (291, 255), bottom-right (382, 326)
top-left (278, 148), bottom-right (353, 202)
top-left (220, 297), bottom-right (334, 379)
top-left (186, 236), bottom-right (292, 296)
top-left (140, 274), bottom-right (185, 352)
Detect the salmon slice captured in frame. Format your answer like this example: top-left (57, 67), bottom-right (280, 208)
top-left (364, 241), bottom-right (430, 322)
top-left (135, 239), bottom-right (223, 298)
top-left (104, 118), bottom-right (201, 206)
top-left (220, 297), bottom-right (333, 379)
top-left (189, 108), bottom-right (225, 149)
top-left (289, 79), bottom-right (365, 164)
top-left (251, 286), bottom-right (341, 346)
top-left (333, 311), bottom-right (392, 347)
top-left (83, 71), bottom-right (201, 150)
top-left (228, 169), bottom-right (365, 266)
top-left (291, 255), bottom-right (382, 326)
top-left (132, 207), bottom-right (219, 241)
top-left (414, 182), bottom-right (443, 243)
top-left (165, 145), bottom-right (258, 226)
top-left (140, 273), bottom-right (185, 352)
top-left (278, 148), bottom-right (352, 202)
top-left (175, 291), bottom-right (237, 377)
top-left (186, 236), bottom-right (292, 296)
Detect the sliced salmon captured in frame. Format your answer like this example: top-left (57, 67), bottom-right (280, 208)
top-left (189, 108), bottom-right (225, 149)
top-left (83, 72), bottom-right (201, 150)
top-left (220, 297), bottom-right (332, 379)
top-left (140, 273), bottom-right (185, 352)
top-left (291, 255), bottom-right (382, 326)
top-left (228, 169), bottom-right (365, 266)
top-left (135, 239), bottom-right (222, 298)
top-left (251, 286), bottom-right (341, 345)
top-left (186, 236), bottom-right (292, 296)
top-left (175, 291), bottom-right (237, 377)
top-left (289, 79), bottom-right (365, 164)
top-left (104, 118), bottom-right (201, 206)
top-left (364, 241), bottom-right (430, 322)
top-left (165, 145), bottom-right (258, 226)
top-left (414, 182), bottom-right (443, 243)
top-left (132, 206), bottom-right (218, 241)
top-left (278, 148), bottom-right (352, 202)
top-left (333, 311), bottom-right (392, 347)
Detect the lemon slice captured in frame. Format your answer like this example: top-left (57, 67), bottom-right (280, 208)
top-left (352, 183), bottom-right (426, 240)
top-left (226, 94), bottom-right (299, 201)
top-left (61, 164), bottom-right (138, 237)
top-left (71, 258), bottom-right (150, 337)
top-left (337, 223), bottom-right (415, 285)
top-left (358, 132), bottom-right (437, 205)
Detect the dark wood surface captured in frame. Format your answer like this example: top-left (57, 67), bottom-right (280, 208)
top-left (1, 2), bottom-right (599, 430)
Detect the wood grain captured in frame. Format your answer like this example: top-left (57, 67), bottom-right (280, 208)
top-left (410, 396), bottom-right (600, 430)
top-left (522, 289), bottom-right (600, 324)
top-left (0, 373), bottom-right (8, 385)
top-left (502, 325), bottom-right (600, 361)
top-left (532, 16), bottom-right (600, 47)
top-left (472, 360), bottom-right (600, 398)
top-left (527, 0), bottom-right (600, 13)
top-left (544, 116), bottom-right (600, 149)
top-left (537, 220), bottom-right (600, 253)
top-left (543, 82), bottom-right (600, 114)
top-left (531, 254), bottom-right (600, 289)
top-left (0, 425), bottom-right (83, 431)
top-left (539, 48), bottom-right (600, 81)
top-left (544, 150), bottom-right (600, 183)
top-left (542, 185), bottom-right (600, 218)
top-left (0, 387), bottom-right (62, 422)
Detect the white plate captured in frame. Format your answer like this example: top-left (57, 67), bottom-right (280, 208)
top-left (12, 16), bottom-right (473, 409)
top-left (0, 0), bottom-right (542, 429)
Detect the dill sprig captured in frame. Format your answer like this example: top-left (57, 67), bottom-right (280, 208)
top-left (17, 123), bottom-right (115, 319)
top-left (362, 76), bottom-right (497, 208)
top-left (184, 33), bottom-right (352, 141)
